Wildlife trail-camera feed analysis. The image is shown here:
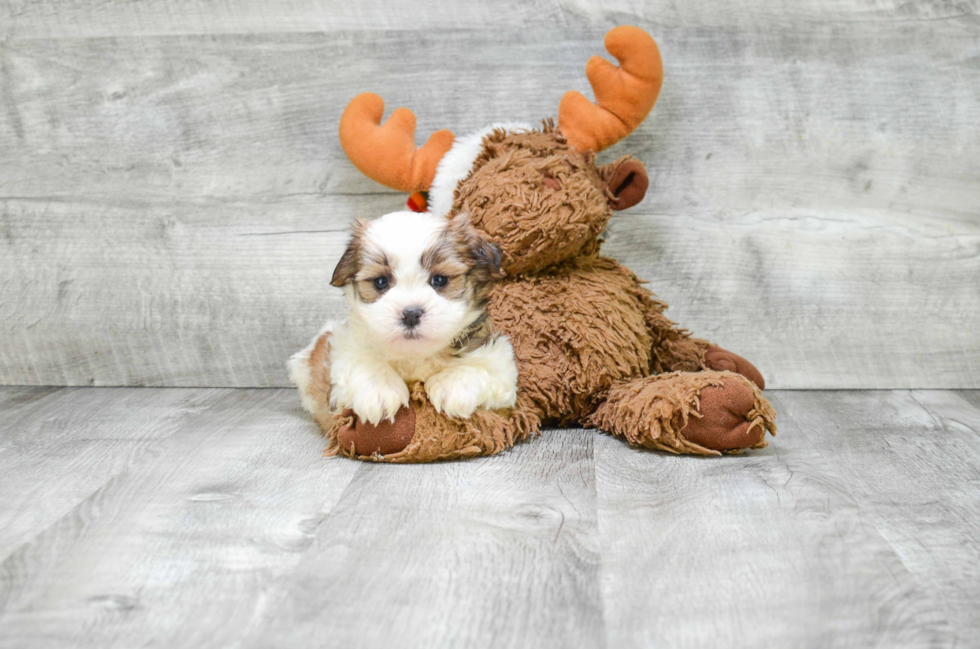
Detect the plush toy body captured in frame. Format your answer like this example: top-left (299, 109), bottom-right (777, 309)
top-left (292, 26), bottom-right (776, 461)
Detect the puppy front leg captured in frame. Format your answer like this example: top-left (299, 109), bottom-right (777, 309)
top-left (331, 353), bottom-right (410, 426)
top-left (425, 337), bottom-right (519, 419)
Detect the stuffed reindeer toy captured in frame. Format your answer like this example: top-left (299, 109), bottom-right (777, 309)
top-left (291, 26), bottom-right (776, 461)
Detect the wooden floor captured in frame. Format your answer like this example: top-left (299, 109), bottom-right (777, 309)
top-left (0, 388), bottom-right (977, 647)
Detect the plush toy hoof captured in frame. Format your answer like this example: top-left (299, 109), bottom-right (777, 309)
top-left (337, 406), bottom-right (416, 456)
top-left (704, 346), bottom-right (765, 390)
top-left (682, 377), bottom-right (767, 452)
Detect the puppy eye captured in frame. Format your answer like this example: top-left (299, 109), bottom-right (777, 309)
top-left (429, 275), bottom-right (448, 288)
top-left (372, 276), bottom-right (390, 291)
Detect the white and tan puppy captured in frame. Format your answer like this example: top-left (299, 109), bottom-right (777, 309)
top-left (290, 210), bottom-right (518, 426)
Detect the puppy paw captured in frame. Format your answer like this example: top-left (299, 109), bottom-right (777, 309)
top-left (425, 368), bottom-right (485, 419)
top-left (349, 370), bottom-right (410, 426)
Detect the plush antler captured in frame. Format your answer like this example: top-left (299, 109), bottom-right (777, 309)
top-left (558, 26), bottom-right (663, 153)
top-left (339, 93), bottom-right (456, 192)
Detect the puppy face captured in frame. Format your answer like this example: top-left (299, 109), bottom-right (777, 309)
top-left (331, 211), bottom-right (504, 358)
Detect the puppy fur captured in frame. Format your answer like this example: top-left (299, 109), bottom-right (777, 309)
top-left (289, 211), bottom-right (518, 426)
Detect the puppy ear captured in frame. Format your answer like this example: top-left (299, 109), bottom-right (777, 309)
top-left (330, 217), bottom-right (369, 287)
top-left (448, 213), bottom-right (505, 279)
top-left (473, 238), bottom-right (505, 280)
top-left (467, 236), bottom-right (504, 280)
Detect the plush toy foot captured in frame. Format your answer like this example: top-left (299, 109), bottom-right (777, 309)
top-left (704, 346), bottom-right (765, 390)
top-left (587, 370), bottom-right (775, 456)
top-left (336, 406), bottom-right (416, 456)
top-left (680, 377), bottom-right (768, 451)
top-left (327, 384), bottom-right (541, 462)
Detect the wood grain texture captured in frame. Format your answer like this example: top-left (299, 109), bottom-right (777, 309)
top-left (0, 387), bottom-right (222, 560)
top-left (2, 387), bottom-right (980, 647)
top-left (775, 389), bottom-right (980, 647)
top-left (2, 0), bottom-right (977, 38)
top-left (1, 7), bottom-right (978, 388)
top-left (247, 427), bottom-right (601, 648)
top-left (0, 196), bottom-right (383, 388)
top-left (595, 388), bottom-right (980, 647)
top-left (0, 388), bottom-right (360, 648)
top-left (594, 399), bottom-right (952, 648)
top-left (0, 0), bottom-right (566, 39)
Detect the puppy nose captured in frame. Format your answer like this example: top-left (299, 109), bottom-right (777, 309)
top-left (401, 307), bottom-right (424, 329)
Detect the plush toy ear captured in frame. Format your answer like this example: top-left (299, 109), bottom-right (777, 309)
top-left (600, 156), bottom-right (649, 211)
top-left (330, 217), bottom-right (369, 287)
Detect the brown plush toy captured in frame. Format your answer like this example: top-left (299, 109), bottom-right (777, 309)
top-left (295, 26), bottom-right (776, 461)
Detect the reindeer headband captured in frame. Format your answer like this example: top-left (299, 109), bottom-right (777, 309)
top-left (338, 26), bottom-right (663, 193)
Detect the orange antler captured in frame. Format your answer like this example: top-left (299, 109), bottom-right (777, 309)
top-left (339, 93), bottom-right (455, 192)
top-left (558, 26), bottom-right (663, 153)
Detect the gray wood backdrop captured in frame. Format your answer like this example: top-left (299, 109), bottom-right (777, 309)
top-left (1, 1), bottom-right (978, 389)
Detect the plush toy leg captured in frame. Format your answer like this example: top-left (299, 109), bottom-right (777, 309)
top-left (640, 293), bottom-right (766, 389)
top-left (334, 406), bottom-right (416, 456)
top-left (586, 370), bottom-right (776, 455)
top-left (330, 387), bottom-right (541, 463)
top-left (292, 330), bottom-right (540, 463)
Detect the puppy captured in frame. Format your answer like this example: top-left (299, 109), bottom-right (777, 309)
top-left (289, 210), bottom-right (518, 426)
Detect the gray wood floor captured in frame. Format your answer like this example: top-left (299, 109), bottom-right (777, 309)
top-left (1, 387), bottom-right (978, 648)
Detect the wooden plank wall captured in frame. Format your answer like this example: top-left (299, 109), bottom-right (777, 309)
top-left (1, 1), bottom-right (978, 388)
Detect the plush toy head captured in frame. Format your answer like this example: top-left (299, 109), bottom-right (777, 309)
top-left (338, 26), bottom-right (663, 275)
top-left (444, 125), bottom-right (649, 275)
